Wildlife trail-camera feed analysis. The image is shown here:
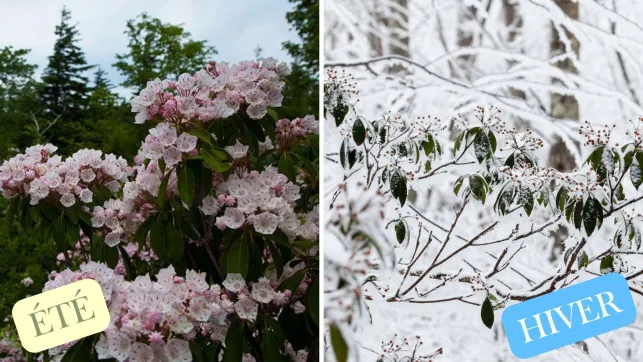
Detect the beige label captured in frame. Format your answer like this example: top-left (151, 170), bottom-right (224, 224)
top-left (12, 279), bottom-right (110, 353)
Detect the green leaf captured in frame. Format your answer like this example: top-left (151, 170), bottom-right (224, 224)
top-left (202, 149), bottom-right (231, 172)
top-left (577, 251), bottom-right (589, 269)
top-left (178, 164), bottom-right (195, 208)
top-left (279, 268), bottom-right (306, 293)
top-left (227, 236), bottom-right (250, 278)
top-left (157, 171), bottom-right (172, 209)
top-left (149, 217), bottom-right (168, 261)
top-left (395, 220), bottom-right (406, 244)
top-left (189, 341), bottom-right (204, 362)
top-left (454, 176), bottom-right (465, 196)
top-left (583, 198), bottom-right (599, 236)
top-left (223, 319), bottom-right (244, 362)
top-left (352, 118), bottom-right (366, 146)
top-left (481, 296), bottom-right (494, 329)
top-left (104, 244), bottom-right (119, 268)
top-left (330, 324), bottom-right (349, 362)
top-left (574, 199), bottom-right (584, 229)
top-left (60, 336), bottom-right (94, 362)
top-left (390, 170), bottom-right (407, 206)
top-left (268, 108), bottom-right (279, 121)
top-left (278, 152), bottom-right (297, 181)
top-left (600, 255), bottom-right (614, 274)
top-left (505, 153), bottom-right (515, 168)
top-left (632, 151), bottom-right (643, 189)
top-left (203, 341), bottom-right (221, 362)
top-left (488, 131), bottom-right (497, 153)
top-left (469, 174), bottom-right (487, 204)
top-left (556, 187), bottom-right (568, 212)
top-left (53, 215), bottom-right (67, 251)
top-left (4, 198), bottom-right (19, 234)
top-left (262, 329), bottom-right (282, 362)
top-left (166, 222), bottom-right (184, 263)
top-left (118, 245), bottom-right (135, 281)
top-left (564, 246), bottom-right (574, 264)
top-left (266, 240), bottom-right (284, 278)
top-left (332, 102), bottom-right (349, 127)
top-left (474, 132), bottom-right (490, 163)
top-left (518, 187), bottom-right (534, 216)
top-left (188, 128), bottom-right (213, 145)
top-left (306, 277), bottom-right (319, 326)
top-left (453, 131), bottom-right (465, 156)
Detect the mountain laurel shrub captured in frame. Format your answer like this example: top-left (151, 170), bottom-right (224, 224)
top-left (1, 58), bottom-right (319, 362)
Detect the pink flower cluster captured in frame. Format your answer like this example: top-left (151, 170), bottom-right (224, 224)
top-left (0, 145), bottom-right (130, 207)
top-left (0, 340), bottom-right (25, 362)
top-left (43, 262), bottom-right (301, 362)
top-left (276, 115), bottom-right (319, 149)
top-left (92, 199), bottom-right (145, 247)
top-left (201, 166), bottom-right (301, 236)
top-left (138, 123), bottom-right (198, 165)
top-left (131, 58), bottom-right (291, 124)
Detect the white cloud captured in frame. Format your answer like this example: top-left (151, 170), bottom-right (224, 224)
top-left (0, 0), bottom-right (299, 89)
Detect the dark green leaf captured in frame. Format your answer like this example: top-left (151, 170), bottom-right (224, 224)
top-left (556, 187), bottom-right (568, 211)
top-left (227, 236), bottom-right (250, 278)
top-left (278, 152), bottom-right (297, 181)
top-left (306, 277), bottom-right (319, 326)
top-left (223, 319), bottom-right (244, 362)
top-left (190, 341), bottom-right (204, 362)
top-left (395, 220), bottom-right (406, 244)
top-left (574, 199), bottom-right (583, 229)
top-left (330, 324), bottom-right (349, 362)
top-left (474, 132), bottom-right (490, 163)
top-left (577, 251), bottom-right (589, 269)
top-left (481, 297), bottom-right (494, 329)
top-left (178, 164), bottom-right (195, 208)
top-left (352, 118), bottom-right (366, 146)
top-left (390, 170), bottom-right (407, 206)
top-left (149, 217), bottom-right (168, 261)
top-left (60, 336), bottom-right (93, 362)
top-left (600, 255), bottom-right (614, 274)
top-left (583, 198), bottom-right (599, 236)
top-left (188, 128), bottom-right (213, 145)
top-left (488, 131), bottom-right (497, 153)
top-left (104, 244), bottom-right (119, 268)
top-left (166, 223), bottom-right (184, 264)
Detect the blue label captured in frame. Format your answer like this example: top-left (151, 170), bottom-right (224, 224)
top-left (502, 273), bottom-right (636, 359)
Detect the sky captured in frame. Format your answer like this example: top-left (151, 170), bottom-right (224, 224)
top-left (0, 0), bottom-right (299, 96)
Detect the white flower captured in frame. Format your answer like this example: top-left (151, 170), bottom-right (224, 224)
top-left (242, 354), bottom-right (256, 362)
top-left (251, 278), bottom-right (275, 303)
top-left (163, 146), bottom-right (182, 166)
top-left (222, 273), bottom-right (246, 293)
top-left (80, 168), bottom-right (96, 183)
top-left (79, 189), bottom-right (93, 203)
top-left (21, 277), bottom-right (33, 286)
top-left (249, 212), bottom-right (279, 235)
top-left (176, 133), bottom-right (198, 153)
top-left (60, 193), bottom-right (76, 207)
top-left (291, 301), bottom-right (306, 314)
top-left (105, 231), bottom-right (121, 247)
top-left (200, 195), bottom-right (222, 216)
top-left (188, 296), bottom-right (212, 322)
top-left (164, 339), bottom-right (192, 362)
top-left (107, 332), bottom-right (131, 362)
top-left (235, 295), bottom-right (258, 321)
top-left (225, 141), bottom-right (250, 160)
top-left (129, 342), bottom-right (154, 362)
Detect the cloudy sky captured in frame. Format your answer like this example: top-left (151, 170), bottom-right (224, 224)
top-left (0, 0), bottom-right (298, 95)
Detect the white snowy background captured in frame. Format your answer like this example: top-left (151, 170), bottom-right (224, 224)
top-left (324, 1), bottom-right (643, 361)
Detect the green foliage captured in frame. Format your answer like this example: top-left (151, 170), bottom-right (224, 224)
top-left (113, 13), bottom-right (217, 92)
top-left (40, 7), bottom-right (96, 155)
